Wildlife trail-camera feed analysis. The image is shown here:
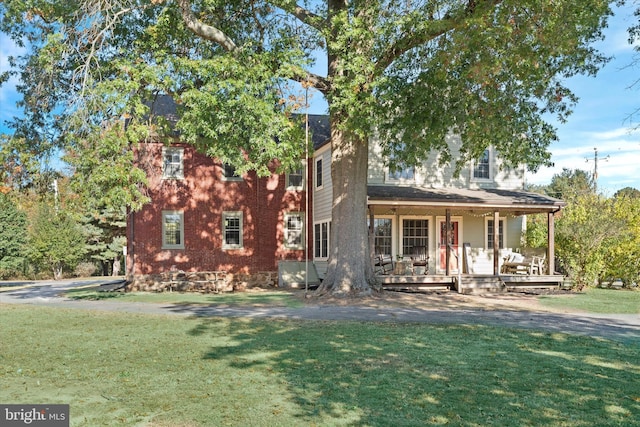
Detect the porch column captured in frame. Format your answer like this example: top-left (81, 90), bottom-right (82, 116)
top-left (445, 209), bottom-right (451, 276)
top-left (547, 211), bottom-right (555, 275)
top-left (493, 211), bottom-right (500, 275)
top-left (368, 206), bottom-right (375, 268)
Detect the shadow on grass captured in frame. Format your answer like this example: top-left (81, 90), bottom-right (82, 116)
top-left (189, 317), bottom-right (640, 426)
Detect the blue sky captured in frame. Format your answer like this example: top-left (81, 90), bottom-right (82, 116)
top-left (1, 3), bottom-right (639, 195)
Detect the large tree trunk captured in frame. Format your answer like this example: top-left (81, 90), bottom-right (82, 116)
top-left (317, 121), bottom-right (378, 296)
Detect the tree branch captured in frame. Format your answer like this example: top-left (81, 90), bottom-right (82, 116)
top-left (270, 0), bottom-right (325, 32)
top-left (376, 0), bottom-right (503, 72)
top-left (176, 0), bottom-right (238, 52)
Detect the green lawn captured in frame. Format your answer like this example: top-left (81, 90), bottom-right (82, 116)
top-left (1, 304), bottom-right (638, 426)
top-left (539, 288), bottom-right (640, 314)
top-left (65, 288), bottom-right (304, 308)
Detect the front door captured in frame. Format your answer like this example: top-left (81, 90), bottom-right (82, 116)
top-left (438, 219), bottom-right (460, 273)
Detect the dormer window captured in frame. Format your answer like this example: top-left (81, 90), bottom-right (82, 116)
top-left (473, 149), bottom-right (491, 180)
top-left (162, 147), bottom-right (184, 180)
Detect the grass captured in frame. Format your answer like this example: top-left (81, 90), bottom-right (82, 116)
top-left (1, 304), bottom-right (638, 426)
top-left (539, 288), bottom-right (640, 314)
top-left (64, 288), bottom-right (304, 308)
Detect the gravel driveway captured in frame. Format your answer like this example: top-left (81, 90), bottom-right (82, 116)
top-left (1, 279), bottom-right (639, 342)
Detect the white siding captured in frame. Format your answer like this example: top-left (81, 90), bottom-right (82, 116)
top-left (368, 134), bottom-right (524, 190)
top-left (313, 146), bottom-right (332, 221)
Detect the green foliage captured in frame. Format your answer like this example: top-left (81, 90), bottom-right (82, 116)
top-left (555, 192), bottom-right (627, 288)
top-left (0, 0), bottom-right (614, 187)
top-left (0, 192), bottom-right (27, 278)
top-left (600, 194), bottom-right (640, 287)
top-left (545, 168), bottom-right (595, 200)
top-left (26, 203), bottom-right (87, 279)
top-left (525, 213), bottom-right (548, 249)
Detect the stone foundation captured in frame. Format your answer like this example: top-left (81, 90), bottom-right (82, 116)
top-left (127, 271), bottom-right (278, 293)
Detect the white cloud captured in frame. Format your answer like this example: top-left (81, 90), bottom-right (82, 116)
top-left (527, 126), bottom-right (640, 192)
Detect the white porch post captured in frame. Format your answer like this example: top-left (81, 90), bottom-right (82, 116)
top-left (547, 211), bottom-right (555, 275)
top-left (493, 211), bottom-right (500, 275)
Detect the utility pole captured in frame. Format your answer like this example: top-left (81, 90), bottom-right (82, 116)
top-left (585, 147), bottom-right (609, 193)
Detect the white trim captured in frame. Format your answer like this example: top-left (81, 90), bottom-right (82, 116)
top-left (161, 210), bottom-right (184, 250)
top-left (221, 164), bottom-right (244, 182)
top-left (284, 212), bottom-right (305, 250)
top-left (484, 216), bottom-right (507, 250)
top-left (315, 156), bottom-right (324, 190)
top-left (385, 166), bottom-right (416, 183)
top-left (370, 215), bottom-right (396, 257)
top-left (162, 147), bottom-right (184, 180)
top-left (222, 211), bottom-right (243, 249)
top-left (398, 215), bottom-right (432, 259)
top-left (286, 163), bottom-right (305, 191)
top-left (313, 220), bottom-right (330, 260)
top-left (470, 148), bottom-right (492, 182)
top-left (435, 216), bottom-right (463, 274)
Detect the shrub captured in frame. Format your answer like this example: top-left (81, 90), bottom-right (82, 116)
top-left (74, 262), bottom-right (97, 278)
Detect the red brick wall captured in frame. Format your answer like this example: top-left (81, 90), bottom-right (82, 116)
top-left (126, 143), bottom-right (310, 277)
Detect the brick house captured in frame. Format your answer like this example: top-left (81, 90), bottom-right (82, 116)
top-left (125, 103), bottom-right (329, 290)
top-left (127, 98), bottom-right (564, 292)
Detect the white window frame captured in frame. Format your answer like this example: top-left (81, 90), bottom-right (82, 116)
top-left (313, 220), bottom-right (330, 260)
top-left (222, 164), bottom-right (243, 182)
top-left (286, 163), bottom-right (305, 191)
top-left (369, 215), bottom-right (395, 257)
top-left (471, 148), bottom-right (492, 181)
top-left (386, 165), bottom-right (416, 183)
top-left (399, 215), bottom-right (431, 258)
top-left (485, 217), bottom-right (506, 250)
top-left (162, 147), bottom-right (184, 180)
top-left (162, 210), bottom-right (184, 250)
top-left (284, 212), bottom-right (305, 250)
top-left (222, 211), bottom-right (243, 249)
top-left (315, 156), bottom-right (324, 190)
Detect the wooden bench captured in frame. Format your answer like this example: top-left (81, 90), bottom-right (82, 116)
top-left (501, 254), bottom-right (546, 275)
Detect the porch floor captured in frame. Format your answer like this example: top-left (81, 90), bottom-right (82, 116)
top-left (377, 274), bottom-right (566, 293)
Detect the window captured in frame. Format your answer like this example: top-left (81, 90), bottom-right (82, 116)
top-left (162, 147), bottom-right (184, 179)
top-left (284, 212), bottom-right (304, 249)
top-left (315, 157), bottom-right (323, 189)
top-left (372, 218), bottom-right (392, 256)
top-left (223, 164), bottom-right (242, 181)
top-left (486, 218), bottom-right (505, 249)
top-left (287, 167), bottom-right (304, 190)
top-left (473, 149), bottom-right (491, 180)
top-left (222, 211), bottom-right (243, 249)
top-left (314, 221), bottom-right (330, 259)
top-left (162, 211), bottom-right (184, 249)
top-left (388, 165), bottom-right (415, 181)
top-left (402, 219), bottom-right (428, 255)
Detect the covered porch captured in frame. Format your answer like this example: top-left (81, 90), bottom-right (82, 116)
top-left (367, 185), bottom-right (566, 293)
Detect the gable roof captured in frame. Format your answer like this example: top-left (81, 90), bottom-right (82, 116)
top-left (144, 95), bottom-right (330, 148)
top-left (367, 185), bottom-right (565, 214)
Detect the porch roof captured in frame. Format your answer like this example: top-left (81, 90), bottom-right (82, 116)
top-left (367, 185), bottom-right (565, 214)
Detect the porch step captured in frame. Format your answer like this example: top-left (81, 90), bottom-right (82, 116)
top-left (457, 275), bottom-right (502, 293)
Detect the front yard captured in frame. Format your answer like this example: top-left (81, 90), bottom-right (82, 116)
top-left (1, 301), bottom-right (638, 426)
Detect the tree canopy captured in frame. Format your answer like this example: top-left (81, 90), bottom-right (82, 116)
top-left (0, 0), bottom-right (615, 294)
